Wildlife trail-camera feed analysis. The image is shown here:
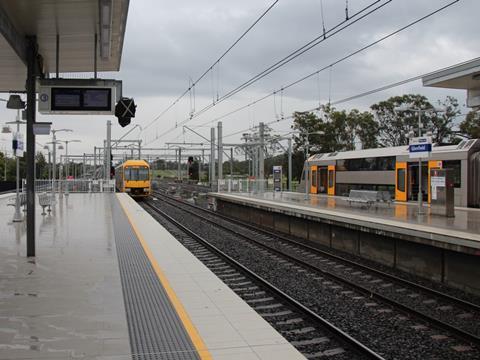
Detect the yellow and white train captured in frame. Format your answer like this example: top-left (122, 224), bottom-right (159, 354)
top-left (115, 159), bottom-right (151, 198)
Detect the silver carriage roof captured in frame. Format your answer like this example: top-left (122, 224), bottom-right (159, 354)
top-left (307, 139), bottom-right (480, 162)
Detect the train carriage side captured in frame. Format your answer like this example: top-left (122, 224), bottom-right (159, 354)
top-left (302, 139), bottom-right (480, 208)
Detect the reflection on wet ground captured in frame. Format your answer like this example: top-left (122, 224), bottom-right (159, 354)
top-left (0, 194), bottom-right (131, 359)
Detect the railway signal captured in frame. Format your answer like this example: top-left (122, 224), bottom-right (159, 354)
top-left (115, 97), bottom-right (137, 127)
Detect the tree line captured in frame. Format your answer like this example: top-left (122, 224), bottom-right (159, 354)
top-left (292, 94), bottom-right (480, 153)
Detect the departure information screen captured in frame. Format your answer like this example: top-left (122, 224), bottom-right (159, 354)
top-left (51, 88), bottom-right (112, 111)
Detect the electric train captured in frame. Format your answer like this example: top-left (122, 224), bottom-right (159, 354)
top-left (301, 139), bottom-right (480, 208)
top-left (115, 159), bottom-right (151, 198)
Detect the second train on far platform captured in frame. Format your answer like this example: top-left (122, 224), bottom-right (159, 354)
top-left (115, 159), bottom-right (151, 198)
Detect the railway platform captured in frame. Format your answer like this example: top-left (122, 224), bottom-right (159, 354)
top-left (0, 193), bottom-right (305, 360)
top-left (209, 191), bottom-right (480, 295)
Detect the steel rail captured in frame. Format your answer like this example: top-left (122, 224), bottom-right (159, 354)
top-left (152, 191), bottom-right (480, 346)
top-left (143, 199), bottom-right (386, 360)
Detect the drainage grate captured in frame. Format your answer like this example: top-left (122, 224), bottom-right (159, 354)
top-left (111, 198), bottom-right (201, 360)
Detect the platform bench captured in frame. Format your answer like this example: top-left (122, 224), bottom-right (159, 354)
top-left (38, 192), bottom-right (53, 215)
top-left (346, 190), bottom-right (392, 209)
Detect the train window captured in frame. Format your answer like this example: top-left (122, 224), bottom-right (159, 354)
top-left (397, 168), bottom-right (405, 192)
top-left (338, 156), bottom-right (395, 171)
top-left (125, 167), bottom-right (149, 181)
top-left (442, 160), bottom-right (461, 188)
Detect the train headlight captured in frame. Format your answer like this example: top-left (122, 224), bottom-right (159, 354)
top-left (144, 188), bottom-right (150, 192)
top-left (125, 188), bottom-right (131, 193)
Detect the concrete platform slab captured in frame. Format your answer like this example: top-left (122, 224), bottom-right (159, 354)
top-left (117, 193), bottom-right (305, 360)
top-left (0, 193), bottom-right (131, 360)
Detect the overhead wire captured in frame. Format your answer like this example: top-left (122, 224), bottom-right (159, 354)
top-left (142, 0), bottom-right (280, 132)
top-left (192, 0), bottom-right (461, 128)
top-left (151, 0), bottom-right (390, 142)
top-left (222, 54), bottom-right (478, 140)
top-left (149, 0), bottom-right (392, 144)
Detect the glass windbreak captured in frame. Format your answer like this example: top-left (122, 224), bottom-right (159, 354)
top-left (125, 166), bottom-right (149, 181)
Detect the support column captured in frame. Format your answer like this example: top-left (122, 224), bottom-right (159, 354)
top-left (177, 148), bottom-right (182, 181)
top-left (259, 122), bottom-right (265, 193)
top-left (217, 122), bottom-right (223, 181)
top-left (106, 121), bottom-right (111, 180)
top-left (230, 147), bottom-right (233, 178)
top-left (82, 153), bottom-right (86, 179)
top-left (93, 146), bottom-right (97, 179)
top-left (210, 127), bottom-right (215, 189)
top-left (199, 149), bottom-right (204, 183)
top-left (26, 36), bottom-right (38, 257)
top-left (288, 138), bottom-right (292, 192)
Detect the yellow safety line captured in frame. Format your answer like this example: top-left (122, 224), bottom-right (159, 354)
top-left (117, 195), bottom-right (213, 360)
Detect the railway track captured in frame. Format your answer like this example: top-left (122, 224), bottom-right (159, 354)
top-left (145, 191), bottom-right (480, 358)
top-left (142, 199), bottom-right (384, 360)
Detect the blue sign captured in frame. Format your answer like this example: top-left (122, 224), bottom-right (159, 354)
top-left (409, 143), bottom-right (432, 153)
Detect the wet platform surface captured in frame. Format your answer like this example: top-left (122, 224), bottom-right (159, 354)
top-left (0, 193), bottom-right (131, 359)
top-left (0, 193), bottom-right (305, 360)
top-left (211, 192), bottom-right (480, 250)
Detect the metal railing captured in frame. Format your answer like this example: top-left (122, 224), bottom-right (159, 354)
top-left (216, 178), bottom-right (297, 193)
top-left (25, 180), bottom-right (116, 193)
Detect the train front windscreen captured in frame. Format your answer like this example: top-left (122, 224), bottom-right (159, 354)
top-left (125, 167), bottom-right (149, 181)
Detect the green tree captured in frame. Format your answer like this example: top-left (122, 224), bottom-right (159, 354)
top-left (36, 152), bottom-right (48, 179)
top-left (291, 105), bottom-right (378, 154)
top-left (371, 94), bottom-right (460, 146)
top-left (371, 94), bottom-right (431, 147)
top-left (429, 96), bottom-right (460, 144)
top-left (353, 109), bottom-right (379, 149)
top-left (459, 111), bottom-right (480, 139)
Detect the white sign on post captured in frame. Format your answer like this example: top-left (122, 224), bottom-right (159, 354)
top-left (409, 136), bottom-right (432, 159)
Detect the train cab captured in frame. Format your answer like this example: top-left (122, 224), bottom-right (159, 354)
top-left (115, 159), bottom-right (151, 198)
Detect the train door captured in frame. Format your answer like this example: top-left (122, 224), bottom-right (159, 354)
top-left (408, 162), bottom-right (428, 201)
top-left (310, 165), bottom-right (318, 194)
top-left (319, 167), bottom-right (328, 193)
top-left (327, 165), bottom-right (335, 195)
top-left (428, 160), bottom-right (442, 203)
top-left (395, 162), bottom-right (407, 202)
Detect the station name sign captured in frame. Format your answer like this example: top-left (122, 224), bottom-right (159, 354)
top-left (409, 136), bottom-right (432, 159)
top-left (37, 79), bottom-right (122, 115)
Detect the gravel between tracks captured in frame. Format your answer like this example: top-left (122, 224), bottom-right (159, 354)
top-left (144, 196), bottom-right (480, 360)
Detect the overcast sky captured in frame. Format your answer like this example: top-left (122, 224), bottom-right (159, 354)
top-left (1, 0), bottom-right (479, 161)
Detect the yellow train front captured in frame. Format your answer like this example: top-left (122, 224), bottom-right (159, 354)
top-left (115, 160), bottom-right (151, 198)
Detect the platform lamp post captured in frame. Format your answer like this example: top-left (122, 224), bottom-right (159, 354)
top-left (394, 105), bottom-right (444, 215)
top-left (58, 139), bottom-right (81, 196)
top-left (43, 145), bottom-right (51, 181)
top-left (50, 129), bottom-right (72, 198)
top-left (5, 95), bottom-right (26, 222)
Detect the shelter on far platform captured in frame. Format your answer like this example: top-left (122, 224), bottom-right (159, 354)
top-left (423, 58), bottom-right (480, 110)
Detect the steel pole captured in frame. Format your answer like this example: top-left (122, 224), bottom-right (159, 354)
top-left (305, 135), bottom-right (309, 200)
top-left (210, 127), bottom-right (215, 189)
top-left (13, 110), bottom-right (22, 222)
top-left (418, 110), bottom-right (424, 215)
top-left (93, 146), bottom-right (97, 179)
top-left (288, 138), bottom-right (292, 192)
top-left (217, 122), bottom-right (223, 181)
top-left (259, 122), bottom-right (265, 193)
top-left (65, 142), bottom-right (70, 196)
top-left (230, 147), bottom-right (233, 178)
top-left (106, 120), bottom-right (112, 180)
top-left (26, 37), bottom-right (37, 257)
top-left (52, 132), bottom-right (56, 197)
top-left (177, 148), bottom-right (182, 181)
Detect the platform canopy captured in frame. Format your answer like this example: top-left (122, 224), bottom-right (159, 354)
top-left (0, 0), bottom-right (129, 92)
top-left (422, 58), bottom-right (480, 90)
